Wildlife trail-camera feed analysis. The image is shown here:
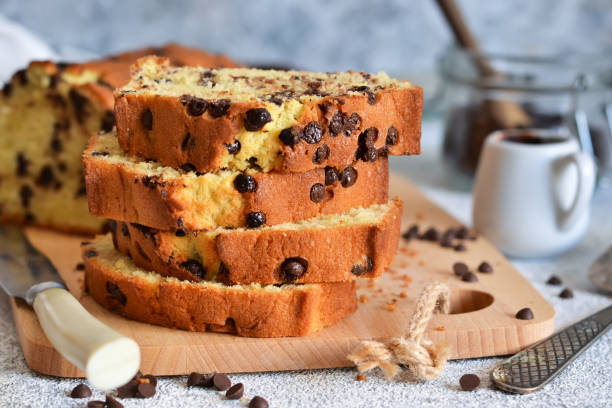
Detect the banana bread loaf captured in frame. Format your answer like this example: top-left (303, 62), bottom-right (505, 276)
top-left (114, 56), bottom-right (423, 174)
top-left (83, 236), bottom-right (357, 337)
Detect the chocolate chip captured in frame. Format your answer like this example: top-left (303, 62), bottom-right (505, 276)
top-left (340, 166), bottom-right (358, 188)
top-left (181, 133), bottom-right (195, 151)
top-left (402, 225), bottom-right (419, 240)
top-left (546, 275), bottom-right (562, 285)
top-left (142, 374), bottom-right (157, 387)
top-left (181, 163), bottom-right (197, 173)
top-left (180, 260), bottom-right (207, 279)
top-left (15, 69), bottom-right (28, 85)
top-left (141, 108), bottom-right (153, 130)
top-left (19, 185), bottom-right (33, 208)
top-left (281, 257), bottom-right (308, 282)
top-left (515, 307), bottom-right (534, 320)
top-left (137, 382), bottom-right (156, 398)
top-left (70, 383), bottom-right (92, 398)
top-left (421, 227), bottom-right (440, 241)
top-left (453, 262), bottom-right (469, 276)
top-left (310, 183), bottom-right (326, 203)
top-left (226, 140), bottom-right (241, 154)
top-left (351, 264), bottom-right (366, 276)
top-left (117, 379), bottom-right (138, 397)
top-left (461, 272), bottom-right (478, 282)
top-left (16, 153), bottom-right (29, 177)
top-left (249, 396), bottom-right (269, 408)
top-left (91, 151), bottom-right (109, 157)
top-left (329, 112), bottom-right (345, 136)
top-left (108, 219), bottom-right (117, 234)
top-left (440, 235), bottom-right (454, 248)
top-left (279, 126), bottom-right (302, 147)
top-left (359, 127), bottom-right (379, 147)
top-left (226, 383), bottom-right (244, 400)
top-left (87, 401), bottom-right (106, 408)
top-left (2, 82), bottom-right (12, 97)
top-left (386, 126), bottom-right (399, 146)
top-left (324, 166), bottom-right (339, 185)
top-left (101, 110), bottom-right (115, 132)
top-left (244, 108), bottom-right (272, 131)
top-left (454, 243), bottom-right (467, 252)
top-left (105, 282), bottom-right (127, 305)
top-left (50, 137), bottom-right (62, 153)
top-left (175, 228), bottom-right (187, 237)
top-left (234, 174), bottom-right (258, 193)
top-left (360, 147), bottom-right (378, 162)
top-left (302, 121), bottom-right (324, 144)
top-left (456, 226), bottom-right (469, 239)
top-left (180, 94), bottom-right (208, 116)
top-left (346, 113), bottom-right (361, 135)
top-left (24, 212), bottom-right (35, 223)
top-left (477, 262), bottom-right (493, 273)
top-left (365, 256), bottom-right (374, 272)
top-left (76, 262), bottom-right (85, 270)
top-left (209, 99), bottom-right (231, 117)
top-left (246, 212), bottom-right (266, 228)
top-left (559, 288), bottom-right (574, 299)
top-left (84, 250), bottom-right (98, 258)
top-left (459, 374), bottom-right (480, 391)
top-left (106, 395), bottom-right (124, 408)
top-left (121, 224), bottom-right (130, 237)
top-left (69, 89), bottom-right (89, 123)
top-left (36, 165), bottom-right (55, 187)
top-left (187, 372), bottom-right (204, 387)
top-left (312, 144), bottom-right (330, 164)
top-left (212, 373), bottom-right (231, 391)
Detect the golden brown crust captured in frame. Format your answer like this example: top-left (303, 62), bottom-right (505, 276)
top-left (82, 239), bottom-right (357, 337)
top-left (84, 132), bottom-right (390, 230)
top-left (111, 199), bottom-right (402, 284)
top-left (114, 85), bottom-right (422, 174)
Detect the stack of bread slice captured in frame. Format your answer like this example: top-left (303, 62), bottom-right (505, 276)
top-left (82, 56), bottom-right (422, 337)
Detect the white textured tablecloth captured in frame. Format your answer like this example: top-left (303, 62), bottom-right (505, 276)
top-left (0, 121), bottom-right (611, 407)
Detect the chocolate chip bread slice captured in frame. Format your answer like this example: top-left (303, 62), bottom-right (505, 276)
top-left (84, 130), bottom-right (389, 230)
top-left (110, 198), bottom-right (401, 285)
top-left (115, 56), bottom-right (422, 174)
top-left (83, 236), bottom-right (357, 337)
top-left (0, 45), bottom-right (239, 234)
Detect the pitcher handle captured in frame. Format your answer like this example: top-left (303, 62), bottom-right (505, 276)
top-left (556, 152), bottom-right (596, 231)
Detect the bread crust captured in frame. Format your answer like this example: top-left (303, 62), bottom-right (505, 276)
top-left (110, 198), bottom-right (401, 284)
top-left (84, 132), bottom-right (390, 230)
top-left (83, 238), bottom-right (357, 337)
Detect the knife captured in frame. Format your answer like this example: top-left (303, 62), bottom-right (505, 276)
top-left (0, 225), bottom-right (140, 390)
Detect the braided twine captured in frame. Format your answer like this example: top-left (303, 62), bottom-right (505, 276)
top-left (347, 283), bottom-right (451, 381)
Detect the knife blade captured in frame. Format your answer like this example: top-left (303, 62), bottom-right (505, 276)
top-left (0, 224), bottom-right (140, 389)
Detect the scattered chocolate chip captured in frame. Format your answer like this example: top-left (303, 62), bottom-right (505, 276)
top-left (181, 94), bottom-right (208, 116)
top-left (36, 165), bottom-right (55, 187)
top-left (69, 89), bottom-right (89, 123)
top-left (340, 166), bottom-right (358, 188)
top-left (459, 374), bottom-right (480, 391)
top-left (281, 257), bottom-right (308, 282)
top-left (212, 373), bottom-right (231, 391)
top-left (453, 262), bottom-right (469, 276)
top-left (279, 126), bottom-right (303, 147)
top-left (351, 264), bottom-right (366, 276)
top-left (117, 379), bottom-right (139, 398)
top-left (87, 401), bottom-right (105, 408)
top-left (559, 288), bottom-right (574, 299)
top-left (546, 275), bottom-right (562, 285)
top-left (19, 185), bottom-right (32, 208)
top-left (106, 282), bottom-right (127, 305)
top-left (310, 183), bottom-right (326, 203)
top-left (84, 250), bottom-right (98, 258)
top-left (180, 260), bottom-right (207, 279)
top-left (515, 307), bottom-right (534, 320)
top-left (302, 121), bottom-right (324, 144)
top-left (461, 272), bottom-right (478, 282)
top-left (421, 227), bottom-right (440, 241)
top-left (440, 235), bottom-right (454, 248)
top-left (312, 144), bottom-right (330, 164)
top-left (386, 126), bottom-right (399, 146)
top-left (137, 382), bottom-right (156, 398)
top-left (175, 228), bottom-right (187, 237)
top-left (142, 374), bottom-right (157, 387)
top-left (209, 99), bottom-right (231, 117)
top-left (181, 163), bottom-right (197, 173)
top-left (477, 262), bottom-right (493, 273)
top-left (141, 108), bottom-right (153, 130)
top-left (249, 396), bottom-right (269, 408)
top-left (402, 225), bottom-right (419, 240)
top-left (16, 153), bottom-right (29, 177)
top-left (454, 243), bottom-right (467, 252)
top-left (244, 108), bottom-right (272, 131)
top-left (365, 256), bottom-right (374, 272)
top-left (246, 212), bottom-right (266, 228)
top-left (456, 226), bottom-right (469, 239)
top-left (76, 262), bottom-right (85, 270)
top-left (226, 140), bottom-right (241, 154)
top-left (187, 372), bottom-right (204, 387)
top-left (106, 395), bottom-right (124, 408)
top-left (181, 133), bottom-right (195, 151)
top-left (234, 174), bottom-right (258, 193)
top-left (226, 383), bottom-right (244, 400)
top-left (324, 166), bottom-right (339, 185)
top-left (101, 110), bottom-right (115, 132)
top-left (70, 383), bottom-right (92, 398)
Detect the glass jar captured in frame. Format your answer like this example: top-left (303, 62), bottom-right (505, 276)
top-left (437, 46), bottom-right (612, 185)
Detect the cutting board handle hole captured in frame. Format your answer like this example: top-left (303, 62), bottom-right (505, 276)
top-left (449, 289), bottom-right (494, 314)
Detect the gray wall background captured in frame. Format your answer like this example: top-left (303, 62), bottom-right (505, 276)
top-left (1, 0), bottom-right (611, 75)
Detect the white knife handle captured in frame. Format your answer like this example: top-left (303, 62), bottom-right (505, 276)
top-left (32, 287), bottom-right (140, 390)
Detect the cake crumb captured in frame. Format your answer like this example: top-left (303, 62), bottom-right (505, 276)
top-left (358, 294), bottom-right (370, 304)
top-left (386, 299), bottom-right (397, 312)
top-left (399, 291), bottom-right (408, 298)
top-left (435, 326), bottom-right (446, 331)
top-left (356, 374), bottom-right (367, 381)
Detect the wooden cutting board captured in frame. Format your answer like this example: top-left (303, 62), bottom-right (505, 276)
top-left (11, 175), bottom-right (555, 378)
